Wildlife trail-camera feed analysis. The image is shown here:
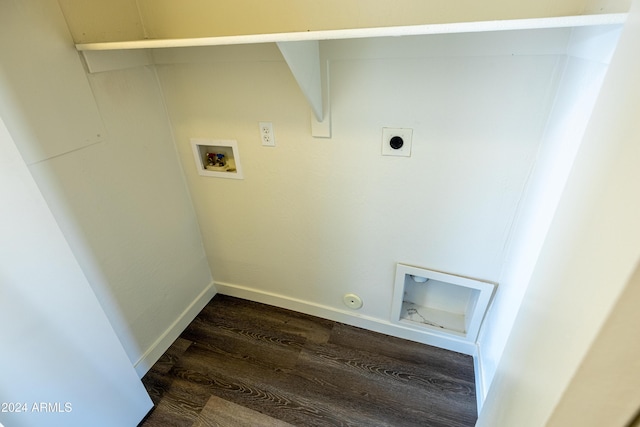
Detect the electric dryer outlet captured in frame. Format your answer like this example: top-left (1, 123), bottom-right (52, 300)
top-left (382, 128), bottom-right (413, 157)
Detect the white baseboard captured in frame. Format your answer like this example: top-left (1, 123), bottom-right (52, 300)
top-left (214, 281), bottom-right (477, 355)
top-left (133, 281), bottom-right (217, 377)
top-left (474, 347), bottom-right (486, 412)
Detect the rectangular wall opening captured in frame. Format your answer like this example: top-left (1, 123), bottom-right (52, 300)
top-left (191, 138), bottom-right (243, 179)
top-left (391, 264), bottom-right (495, 343)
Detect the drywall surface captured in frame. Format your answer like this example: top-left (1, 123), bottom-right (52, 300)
top-left (476, 24), bottom-right (622, 397)
top-left (58, 0), bottom-right (631, 43)
top-left (27, 65), bottom-right (214, 370)
top-left (477, 0), bottom-right (640, 424)
top-left (0, 115), bottom-right (152, 426)
top-left (156, 29), bottom-right (567, 335)
top-left (547, 262), bottom-right (640, 426)
top-left (1, 0), bottom-right (212, 371)
top-left (0, 0), bottom-right (105, 164)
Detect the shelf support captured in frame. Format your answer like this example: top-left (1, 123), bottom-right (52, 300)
top-left (277, 40), bottom-right (331, 138)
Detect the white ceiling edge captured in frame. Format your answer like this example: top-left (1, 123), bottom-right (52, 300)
top-left (75, 13), bottom-right (628, 51)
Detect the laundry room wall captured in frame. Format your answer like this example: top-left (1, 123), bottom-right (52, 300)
top-left (0, 0), bottom-right (213, 374)
top-left (153, 28), bottom-right (571, 342)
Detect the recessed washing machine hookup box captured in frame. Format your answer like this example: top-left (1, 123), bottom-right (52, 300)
top-left (191, 138), bottom-right (244, 179)
top-left (391, 264), bottom-right (495, 343)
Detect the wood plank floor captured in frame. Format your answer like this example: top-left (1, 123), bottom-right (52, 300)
top-left (139, 295), bottom-right (477, 427)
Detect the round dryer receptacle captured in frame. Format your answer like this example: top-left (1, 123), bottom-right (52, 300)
top-left (343, 293), bottom-right (363, 310)
top-left (390, 136), bottom-right (404, 149)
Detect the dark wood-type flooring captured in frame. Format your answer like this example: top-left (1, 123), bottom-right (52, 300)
top-left (139, 295), bottom-right (477, 427)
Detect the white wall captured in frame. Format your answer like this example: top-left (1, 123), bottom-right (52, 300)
top-left (547, 262), bottom-right (640, 426)
top-left (477, 0), bottom-right (640, 423)
top-left (476, 23), bottom-right (622, 397)
top-left (153, 29), bottom-right (571, 349)
top-left (0, 0), bottom-right (213, 374)
top-left (58, 0), bottom-right (632, 43)
top-left (0, 115), bottom-right (152, 426)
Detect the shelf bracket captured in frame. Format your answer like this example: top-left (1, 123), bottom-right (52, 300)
top-left (277, 40), bottom-right (331, 138)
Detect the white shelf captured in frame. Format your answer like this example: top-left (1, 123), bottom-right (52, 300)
top-left (76, 13), bottom-right (625, 139)
top-left (391, 264), bottom-right (495, 343)
top-left (74, 14), bottom-right (626, 51)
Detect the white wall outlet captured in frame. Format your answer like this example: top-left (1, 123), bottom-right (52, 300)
top-left (259, 122), bottom-right (276, 147)
top-left (382, 128), bottom-right (413, 157)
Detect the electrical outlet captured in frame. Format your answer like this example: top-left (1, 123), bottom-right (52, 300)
top-left (382, 128), bottom-right (412, 157)
top-left (259, 122), bottom-right (276, 147)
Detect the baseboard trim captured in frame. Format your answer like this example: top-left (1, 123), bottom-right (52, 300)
top-left (214, 281), bottom-right (476, 355)
top-left (473, 347), bottom-right (486, 412)
top-left (134, 281), bottom-right (217, 377)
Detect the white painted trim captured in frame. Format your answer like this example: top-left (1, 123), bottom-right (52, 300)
top-left (76, 14), bottom-right (627, 51)
top-left (214, 281), bottom-right (476, 355)
top-left (133, 281), bottom-right (217, 377)
top-left (474, 349), bottom-right (487, 412)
